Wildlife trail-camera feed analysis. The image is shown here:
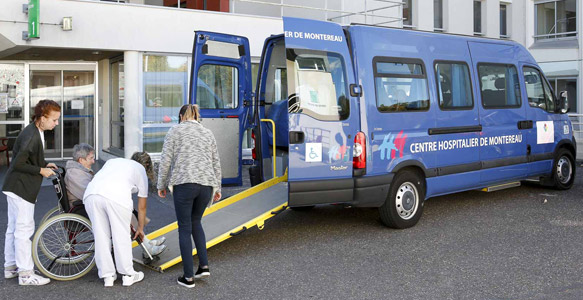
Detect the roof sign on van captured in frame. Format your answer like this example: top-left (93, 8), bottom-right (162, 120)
top-left (283, 17), bottom-right (349, 54)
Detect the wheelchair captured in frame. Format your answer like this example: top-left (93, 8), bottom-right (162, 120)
top-left (32, 167), bottom-right (96, 281)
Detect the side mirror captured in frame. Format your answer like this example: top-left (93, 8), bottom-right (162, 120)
top-left (557, 90), bottom-right (569, 113)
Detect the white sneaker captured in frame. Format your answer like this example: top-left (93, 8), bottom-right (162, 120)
top-left (19, 272), bottom-right (50, 286)
top-left (4, 266), bottom-right (18, 279)
top-left (122, 271), bottom-right (144, 287)
top-left (104, 274), bottom-right (117, 287)
top-left (149, 237), bottom-right (166, 247)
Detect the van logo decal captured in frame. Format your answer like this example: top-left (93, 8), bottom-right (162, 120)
top-left (328, 145), bottom-right (350, 163)
top-left (380, 130), bottom-right (407, 160)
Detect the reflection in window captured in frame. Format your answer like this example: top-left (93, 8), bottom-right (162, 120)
top-left (435, 62), bottom-right (473, 110)
top-left (197, 64), bottom-right (237, 109)
top-left (287, 49), bottom-right (349, 121)
top-left (374, 59), bottom-right (429, 112)
top-left (536, 0), bottom-right (577, 40)
top-left (142, 54), bottom-right (187, 153)
top-left (478, 64), bottom-right (521, 108)
top-left (143, 55), bottom-right (188, 124)
top-left (143, 127), bottom-right (171, 154)
top-left (0, 64), bottom-right (24, 122)
top-left (524, 67), bottom-right (556, 113)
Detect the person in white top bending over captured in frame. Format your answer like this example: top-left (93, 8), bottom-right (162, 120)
top-left (83, 152), bottom-right (153, 287)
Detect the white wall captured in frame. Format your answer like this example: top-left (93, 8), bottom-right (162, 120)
top-left (0, 0), bottom-right (283, 57)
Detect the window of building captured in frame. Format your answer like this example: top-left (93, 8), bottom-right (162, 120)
top-left (374, 58), bottom-right (429, 113)
top-left (435, 62), bottom-right (473, 110)
top-left (535, 0), bottom-right (577, 41)
top-left (523, 67), bottom-right (555, 112)
top-left (478, 64), bottom-right (521, 108)
top-left (0, 63), bottom-right (25, 163)
top-left (403, 0), bottom-right (413, 28)
top-left (500, 4), bottom-right (508, 38)
top-left (550, 77), bottom-right (577, 113)
top-left (142, 54), bottom-right (188, 153)
top-left (474, 1), bottom-right (483, 35)
top-left (110, 59), bottom-right (124, 154)
top-left (434, 0), bottom-right (443, 31)
top-left (287, 49), bottom-right (349, 121)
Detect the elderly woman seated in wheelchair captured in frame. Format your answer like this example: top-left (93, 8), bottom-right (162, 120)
top-left (32, 146), bottom-right (166, 284)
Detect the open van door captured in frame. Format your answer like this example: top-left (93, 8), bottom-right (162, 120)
top-left (190, 32), bottom-right (253, 185)
top-left (283, 17), bottom-right (361, 206)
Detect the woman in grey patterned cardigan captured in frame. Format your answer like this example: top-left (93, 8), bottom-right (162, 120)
top-left (157, 104), bottom-right (221, 288)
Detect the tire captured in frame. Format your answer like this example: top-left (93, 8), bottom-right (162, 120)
top-left (290, 205), bottom-right (315, 211)
top-left (40, 206), bottom-right (61, 225)
top-left (32, 213), bottom-right (95, 281)
top-left (550, 148), bottom-right (575, 190)
top-left (379, 170), bottom-right (425, 229)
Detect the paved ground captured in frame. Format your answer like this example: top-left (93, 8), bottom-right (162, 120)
top-left (1, 164), bottom-right (583, 299)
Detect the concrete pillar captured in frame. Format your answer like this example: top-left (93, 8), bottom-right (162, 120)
top-left (484, 0), bottom-right (501, 38)
top-left (415, 0), bottom-right (433, 31)
top-left (443, 0), bottom-right (473, 35)
top-left (123, 51), bottom-right (141, 158)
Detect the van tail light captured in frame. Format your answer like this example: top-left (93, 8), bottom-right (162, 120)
top-left (251, 130), bottom-right (257, 160)
top-left (353, 132), bottom-right (366, 169)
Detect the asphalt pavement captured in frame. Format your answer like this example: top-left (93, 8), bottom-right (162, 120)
top-left (1, 165), bottom-right (583, 299)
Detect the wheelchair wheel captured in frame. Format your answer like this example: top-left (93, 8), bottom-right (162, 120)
top-left (32, 213), bottom-right (95, 281)
top-left (40, 206), bottom-right (61, 225)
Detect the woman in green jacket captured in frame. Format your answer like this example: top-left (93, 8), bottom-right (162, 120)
top-left (3, 99), bottom-right (60, 286)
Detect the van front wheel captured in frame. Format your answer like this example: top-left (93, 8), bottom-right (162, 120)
top-left (379, 170), bottom-right (425, 229)
top-left (551, 149), bottom-right (575, 190)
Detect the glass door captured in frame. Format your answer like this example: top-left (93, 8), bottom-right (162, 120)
top-left (30, 64), bottom-right (96, 159)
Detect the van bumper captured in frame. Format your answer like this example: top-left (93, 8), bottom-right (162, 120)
top-left (288, 173), bottom-right (393, 208)
top-left (353, 173), bottom-right (393, 207)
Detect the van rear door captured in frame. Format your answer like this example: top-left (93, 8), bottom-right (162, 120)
top-left (283, 17), bottom-right (360, 206)
top-left (190, 32), bottom-right (253, 185)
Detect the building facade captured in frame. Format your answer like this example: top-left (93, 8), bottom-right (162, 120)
top-left (0, 0), bottom-right (580, 163)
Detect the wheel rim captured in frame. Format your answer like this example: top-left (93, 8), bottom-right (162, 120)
top-left (556, 156), bottom-right (572, 184)
top-left (395, 182), bottom-right (419, 220)
top-left (33, 215), bottom-right (95, 280)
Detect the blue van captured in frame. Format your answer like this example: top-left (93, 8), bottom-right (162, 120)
top-left (189, 17), bottom-right (575, 228)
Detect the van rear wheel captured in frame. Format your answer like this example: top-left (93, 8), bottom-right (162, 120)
top-left (551, 149), bottom-right (575, 190)
top-left (379, 170), bottom-right (425, 229)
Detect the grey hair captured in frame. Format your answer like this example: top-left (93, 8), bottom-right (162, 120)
top-left (72, 143), bottom-right (95, 161)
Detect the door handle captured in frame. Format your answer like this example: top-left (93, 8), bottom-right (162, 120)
top-left (517, 120), bottom-right (533, 130)
top-left (289, 131), bottom-right (305, 144)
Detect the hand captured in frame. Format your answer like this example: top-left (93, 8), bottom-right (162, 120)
top-left (133, 228), bottom-right (145, 241)
top-left (213, 192), bottom-right (221, 203)
top-left (40, 168), bottom-right (56, 178)
top-left (46, 163), bottom-right (57, 170)
top-left (158, 189), bottom-right (166, 198)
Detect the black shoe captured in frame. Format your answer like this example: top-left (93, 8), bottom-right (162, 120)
top-left (194, 267), bottom-right (210, 279)
top-left (177, 276), bottom-right (195, 288)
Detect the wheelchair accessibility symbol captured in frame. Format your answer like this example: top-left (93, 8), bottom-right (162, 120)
top-left (305, 143), bottom-right (322, 162)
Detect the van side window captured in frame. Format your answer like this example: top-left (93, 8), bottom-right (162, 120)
top-left (373, 58), bottom-right (429, 112)
top-left (286, 49), bottom-right (349, 121)
top-left (435, 62), bottom-right (473, 110)
top-left (523, 67), bottom-right (555, 112)
top-left (478, 64), bottom-right (521, 109)
top-left (197, 64), bottom-right (238, 109)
